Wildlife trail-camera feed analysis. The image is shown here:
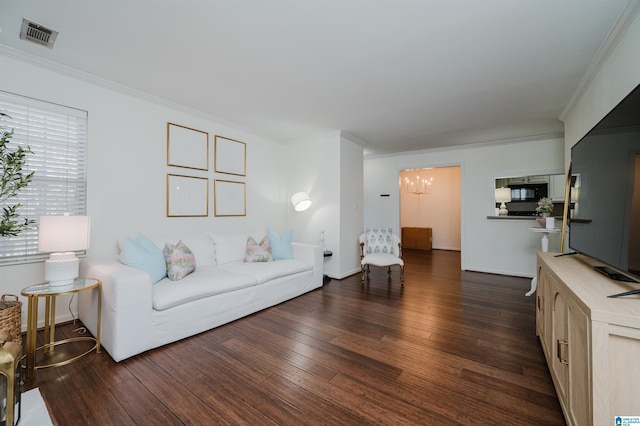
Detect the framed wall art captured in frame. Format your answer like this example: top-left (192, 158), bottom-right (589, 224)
top-left (214, 179), bottom-right (246, 216)
top-left (167, 174), bottom-right (209, 217)
top-left (167, 123), bottom-right (209, 171)
top-left (215, 135), bottom-right (246, 176)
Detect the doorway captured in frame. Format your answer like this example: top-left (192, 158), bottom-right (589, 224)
top-left (399, 166), bottom-right (461, 251)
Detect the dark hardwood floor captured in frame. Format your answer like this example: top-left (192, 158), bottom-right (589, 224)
top-left (24, 249), bottom-right (565, 425)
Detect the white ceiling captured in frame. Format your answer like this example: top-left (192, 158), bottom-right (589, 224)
top-left (0, 1), bottom-right (631, 155)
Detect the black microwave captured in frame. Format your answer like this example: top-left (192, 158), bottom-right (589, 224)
top-left (508, 183), bottom-right (548, 201)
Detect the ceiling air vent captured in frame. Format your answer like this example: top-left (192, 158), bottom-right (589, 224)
top-left (20, 18), bottom-right (58, 48)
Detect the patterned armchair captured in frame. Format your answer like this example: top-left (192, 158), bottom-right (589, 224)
top-left (359, 228), bottom-right (404, 285)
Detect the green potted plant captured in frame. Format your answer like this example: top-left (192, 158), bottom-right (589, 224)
top-left (1, 112), bottom-right (35, 237)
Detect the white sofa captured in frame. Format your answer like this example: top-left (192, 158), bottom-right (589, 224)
top-left (78, 231), bottom-right (323, 362)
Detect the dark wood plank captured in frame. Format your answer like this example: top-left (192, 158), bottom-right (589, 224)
top-left (24, 249), bottom-right (565, 425)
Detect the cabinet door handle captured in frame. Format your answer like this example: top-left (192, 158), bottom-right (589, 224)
top-left (537, 295), bottom-right (544, 312)
top-left (557, 339), bottom-right (568, 365)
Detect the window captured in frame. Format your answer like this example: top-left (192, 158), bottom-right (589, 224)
top-left (0, 91), bottom-right (88, 265)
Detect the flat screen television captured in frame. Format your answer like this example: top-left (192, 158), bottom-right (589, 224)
top-left (569, 83), bottom-right (640, 289)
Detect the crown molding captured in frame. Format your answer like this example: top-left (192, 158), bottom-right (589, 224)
top-left (0, 43), bottom-right (273, 143)
top-left (559, 0), bottom-right (640, 121)
top-left (340, 131), bottom-right (369, 147)
top-left (0, 43), bottom-right (163, 102)
top-left (363, 132), bottom-right (564, 160)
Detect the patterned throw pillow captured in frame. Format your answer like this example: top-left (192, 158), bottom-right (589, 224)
top-left (244, 236), bottom-right (274, 262)
top-left (365, 228), bottom-right (394, 255)
top-left (163, 241), bottom-right (196, 281)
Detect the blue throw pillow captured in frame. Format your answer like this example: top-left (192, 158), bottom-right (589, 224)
top-left (118, 235), bottom-right (167, 283)
top-left (267, 227), bottom-right (293, 260)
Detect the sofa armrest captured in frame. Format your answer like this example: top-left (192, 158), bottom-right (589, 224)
top-left (79, 259), bottom-right (154, 362)
top-left (292, 242), bottom-right (323, 287)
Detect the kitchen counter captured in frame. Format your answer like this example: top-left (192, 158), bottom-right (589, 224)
top-left (486, 215), bottom-right (561, 220)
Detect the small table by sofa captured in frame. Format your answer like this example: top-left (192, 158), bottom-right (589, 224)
top-left (323, 250), bottom-right (332, 284)
top-left (21, 278), bottom-right (101, 380)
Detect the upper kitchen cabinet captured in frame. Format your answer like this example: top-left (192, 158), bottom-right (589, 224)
top-left (505, 175), bottom-right (550, 184)
top-left (549, 174), bottom-right (568, 201)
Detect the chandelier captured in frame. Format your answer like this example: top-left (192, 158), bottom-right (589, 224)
top-left (404, 174), bottom-right (434, 195)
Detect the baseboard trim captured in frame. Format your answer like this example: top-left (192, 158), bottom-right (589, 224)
top-left (325, 268), bottom-right (361, 280)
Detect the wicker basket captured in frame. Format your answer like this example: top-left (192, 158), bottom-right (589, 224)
top-left (0, 294), bottom-right (22, 343)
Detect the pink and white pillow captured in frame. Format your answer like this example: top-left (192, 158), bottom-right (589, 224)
top-left (244, 236), bottom-right (274, 262)
top-left (163, 241), bottom-right (196, 281)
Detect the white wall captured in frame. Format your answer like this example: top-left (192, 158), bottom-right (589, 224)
top-left (337, 134), bottom-right (364, 279)
top-left (287, 131), bottom-right (340, 258)
top-left (287, 131), bottom-right (363, 279)
top-left (400, 166), bottom-right (461, 250)
top-left (1, 52), bottom-right (289, 330)
top-left (563, 7), bottom-right (640, 150)
top-left (364, 136), bottom-right (565, 278)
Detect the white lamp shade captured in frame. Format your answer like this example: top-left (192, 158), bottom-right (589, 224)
top-left (38, 215), bottom-right (91, 253)
top-left (291, 191), bottom-right (312, 212)
top-left (494, 187), bottom-right (512, 203)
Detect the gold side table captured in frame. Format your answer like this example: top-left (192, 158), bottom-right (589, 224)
top-left (21, 278), bottom-right (101, 381)
top-left (0, 330), bottom-right (21, 426)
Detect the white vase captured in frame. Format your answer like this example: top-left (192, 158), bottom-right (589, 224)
top-left (546, 217), bottom-right (555, 229)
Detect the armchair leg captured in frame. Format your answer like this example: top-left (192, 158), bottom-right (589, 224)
top-left (361, 264), bottom-right (404, 286)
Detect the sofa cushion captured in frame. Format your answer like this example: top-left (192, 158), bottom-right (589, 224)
top-left (361, 253), bottom-right (404, 267)
top-left (244, 236), bottom-right (273, 262)
top-left (220, 259), bottom-right (312, 284)
top-left (177, 234), bottom-right (216, 266)
top-left (211, 231), bottom-right (265, 265)
top-left (118, 235), bottom-right (167, 283)
top-left (152, 265), bottom-right (257, 311)
top-left (267, 227), bottom-right (294, 260)
top-left (163, 241), bottom-right (196, 281)
top-left (151, 233), bottom-right (215, 267)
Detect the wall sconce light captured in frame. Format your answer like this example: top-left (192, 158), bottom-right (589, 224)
top-left (495, 187), bottom-right (511, 216)
top-left (38, 214), bottom-right (90, 286)
top-left (291, 191), bottom-right (312, 212)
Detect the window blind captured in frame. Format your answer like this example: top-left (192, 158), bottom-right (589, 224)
top-left (0, 91), bottom-right (88, 265)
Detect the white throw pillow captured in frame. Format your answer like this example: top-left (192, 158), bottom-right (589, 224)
top-left (212, 231), bottom-right (266, 265)
top-left (178, 234), bottom-right (216, 266)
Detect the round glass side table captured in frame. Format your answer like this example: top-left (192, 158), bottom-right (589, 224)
top-left (21, 278), bottom-right (102, 381)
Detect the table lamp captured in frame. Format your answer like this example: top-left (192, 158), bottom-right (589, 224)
top-left (495, 187), bottom-right (511, 216)
top-left (38, 215), bottom-right (90, 286)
